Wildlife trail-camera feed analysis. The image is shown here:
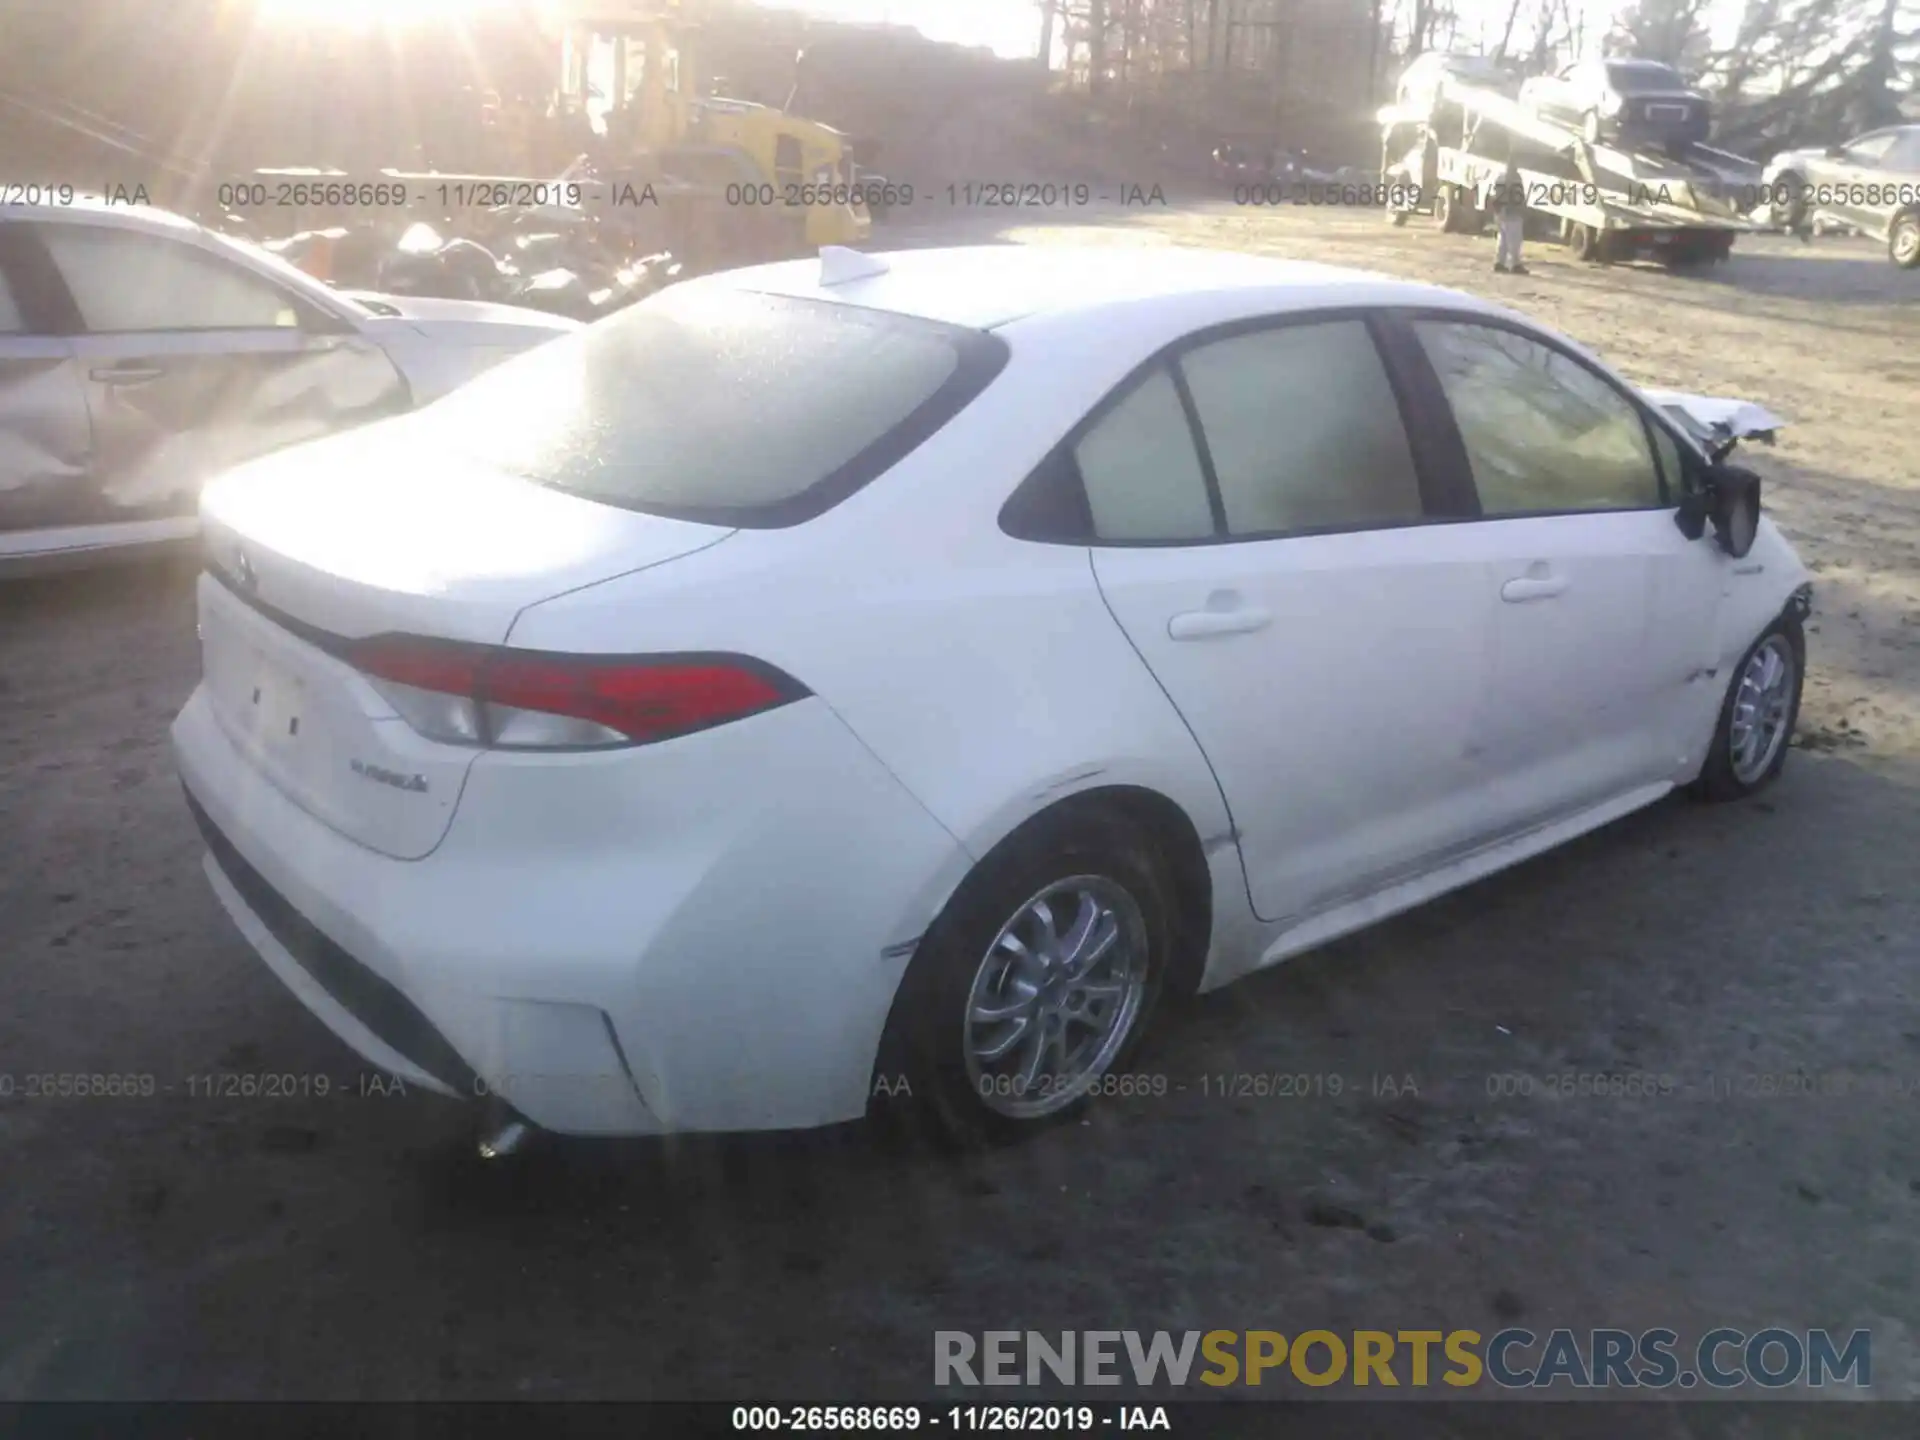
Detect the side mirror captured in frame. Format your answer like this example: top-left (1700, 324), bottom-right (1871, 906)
top-left (1675, 460), bottom-right (1762, 556)
top-left (1707, 462), bottom-right (1762, 557)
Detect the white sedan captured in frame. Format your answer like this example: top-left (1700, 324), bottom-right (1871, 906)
top-left (171, 244), bottom-right (1810, 1146)
top-left (0, 200), bottom-right (579, 572)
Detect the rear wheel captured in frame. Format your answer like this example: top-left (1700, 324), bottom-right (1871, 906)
top-left (1567, 220), bottom-right (1605, 261)
top-left (875, 806), bottom-right (1176, 1147)
top-left (1581, 109), bottom-right (1604, 145)
top-left (1890, 211), bottom-right (1920, 269)
top-left (1694, 618), bottom-right (1804, 801)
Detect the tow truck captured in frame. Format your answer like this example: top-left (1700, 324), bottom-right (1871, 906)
top-left (1380, 72), bottom-right (1765, 268)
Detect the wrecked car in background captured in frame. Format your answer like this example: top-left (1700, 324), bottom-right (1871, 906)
top-left (1762, 123), bottom-right (1920, 267)
top-left (0, 200), bottom-right (579, 573)
top-left (1520, 57), bottom-right (1713, 151)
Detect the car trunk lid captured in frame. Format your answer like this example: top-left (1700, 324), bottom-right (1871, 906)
top-left (196, 418), bottom-right (733, 859)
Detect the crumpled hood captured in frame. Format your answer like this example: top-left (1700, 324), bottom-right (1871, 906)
top-left (1763, 146), bottom-right (1826, 175)
top-left (344, 291), bottom-right (583, 339)
top-left (1641, 388), bottom-right (1787, 445)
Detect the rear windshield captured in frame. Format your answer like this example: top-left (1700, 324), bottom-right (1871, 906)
top-left (1606, 61), bottom-right (1685, 92)
top-left (415, 284), bottom-right (1008, 527)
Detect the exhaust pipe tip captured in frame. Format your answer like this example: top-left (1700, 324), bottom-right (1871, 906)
top-left (475, 1096), bottom-right (537, 1160)
top-left (477, 1118), bottom-right (533, 1161)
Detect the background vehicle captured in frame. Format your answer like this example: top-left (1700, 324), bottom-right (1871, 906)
top-left (1395, 51), bottom-right (1522, 110)
top-left (173, 245), bottom-right (1808, 1150)
top-left (0, 202), bottom-right (577, 572)
top-left (1521, 57), bottom-right (1712, 150)
top-left (1383, 71), bottom-right (1759, 266)
top-left (1763, 124), bottom-right (1920, 266)
top-left (1211, 143), bottom-right (1271, 186)
top-left (544, 1), bottom-right (870, 271)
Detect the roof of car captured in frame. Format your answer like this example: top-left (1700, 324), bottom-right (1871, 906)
top-left (0, 197), bottom-right (203, 234)
top-left (706, 243), bottom-right (1486, 332)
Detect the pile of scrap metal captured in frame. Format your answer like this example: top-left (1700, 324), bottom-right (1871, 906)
top-left (240, 183), bottom-right (680, 322)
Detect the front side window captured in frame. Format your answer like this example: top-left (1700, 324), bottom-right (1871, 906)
top-left (38, 226), bottom-right (303, 332)
top-left (1179, 319), bottom-right (1424, 536)
top-left (1647, 418), bottom-right (1694, 498)
top-left (1073, 366), bottom-right (1216, 543)
top-left (1414, 320), bottom-right (1662, 515)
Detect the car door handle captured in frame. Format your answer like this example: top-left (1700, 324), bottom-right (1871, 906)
top-left (89, 365), bottom-right (164, 385)
top-left (1168, 605), bottom-right (1273, 640)
top-left (1501, 575), bottom-right (1568, 602)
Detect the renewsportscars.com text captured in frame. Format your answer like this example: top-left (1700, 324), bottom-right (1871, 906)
top-left (935, 1328), bottom-right (1870, 1390)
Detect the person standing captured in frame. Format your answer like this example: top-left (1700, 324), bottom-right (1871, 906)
top-left (1491, 154), bottom-right (1528, 274)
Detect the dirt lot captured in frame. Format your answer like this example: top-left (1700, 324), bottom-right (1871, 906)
top-left (2, 204), bottom-right (1918, 1415)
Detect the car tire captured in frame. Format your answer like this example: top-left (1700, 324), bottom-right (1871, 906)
top-left (1774, 171), bottom-right (1809, 234)
top-left (873, 804), bottom-right (1176, 1149)
top-left (1693, 616), bottom-right (1805, 802)
top-left (1890, 211), bottom-right (1920, 270)
top-left (1582, 110), bottom-right (1604, 145)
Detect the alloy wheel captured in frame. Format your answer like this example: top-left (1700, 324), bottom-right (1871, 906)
top-left (962, 876), bottom-right (1149, 1120)
top-left (1729, 633), bottom-right (1796, 784)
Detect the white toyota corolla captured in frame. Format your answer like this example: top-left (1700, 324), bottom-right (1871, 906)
top-left (172, 244), bottom-right (1811, 1145)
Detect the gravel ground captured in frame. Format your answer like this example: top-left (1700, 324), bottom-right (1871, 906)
top-left (2, 206), bottom-right (1917, 1415)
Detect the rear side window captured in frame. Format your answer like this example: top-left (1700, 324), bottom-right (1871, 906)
top-left (1074, 367), bottom-right (1215, 542)
top-left (417, 286), bottom-right (1007, 528)
top-left (1180, 320), bottom-right (1423, 536)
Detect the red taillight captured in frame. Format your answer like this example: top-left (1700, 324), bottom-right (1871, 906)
top-left (353, 637), bottom-right (486, 698)
top-left (484, 653), bottom-right (793, 742)
top-left (348, 636), bottom-right (805, 749)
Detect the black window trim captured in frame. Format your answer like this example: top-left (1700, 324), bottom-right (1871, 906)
top-left (999, 305), bottom-right (1472, 549)
top-left (11, 217), bottom-right (348, 338)
top-left (1388, 305), bottom-right (1689, 521)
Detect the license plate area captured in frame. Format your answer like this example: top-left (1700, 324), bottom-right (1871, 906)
top-left (1647, 105), bottom-right (1687, 121)
top-left (196, 572), bottom-right (475, 860)
top-left (243, 652), bottom-right (307, 752)
top-left (202, 591), bottom-right (329, 756)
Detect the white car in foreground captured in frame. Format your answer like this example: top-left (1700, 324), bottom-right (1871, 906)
top-left (0, 201), bottom-right (579, 572)
top-left (171, 244), bottom-right (1810, 1146)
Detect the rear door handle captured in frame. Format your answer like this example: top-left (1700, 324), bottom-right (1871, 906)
top-left (1168, 604), bottom-right (1273, 640)
top-left (90, 365), bottom-right (165, 385)
top-left (1501, 575), bottom-right (1568, 603)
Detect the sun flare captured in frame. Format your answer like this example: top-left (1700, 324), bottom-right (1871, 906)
top-left (256, 0), bottom-right (529, 26)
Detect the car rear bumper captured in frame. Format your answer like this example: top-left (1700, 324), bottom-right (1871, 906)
top-left (172, 683), bottom-right (971, 1136)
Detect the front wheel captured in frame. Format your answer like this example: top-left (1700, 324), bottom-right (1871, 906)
top-left (1890, 211), bottom-right (1920, 269)
top-left (875, 806), bottom-right (1175, 1147)
top-left (1773, 171), bottom-right (1809, 233)
top-left (1582, 110), bottom-right (1604, 145)
top-left (1694, 617), bottom-right (1805, 801)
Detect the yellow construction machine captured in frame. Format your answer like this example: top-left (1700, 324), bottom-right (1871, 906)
top-left (545, 0), bottom-right (870, 270)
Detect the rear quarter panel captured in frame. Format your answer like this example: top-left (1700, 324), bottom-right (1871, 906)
top-left (504, 336), bottom-right (1239, 938)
